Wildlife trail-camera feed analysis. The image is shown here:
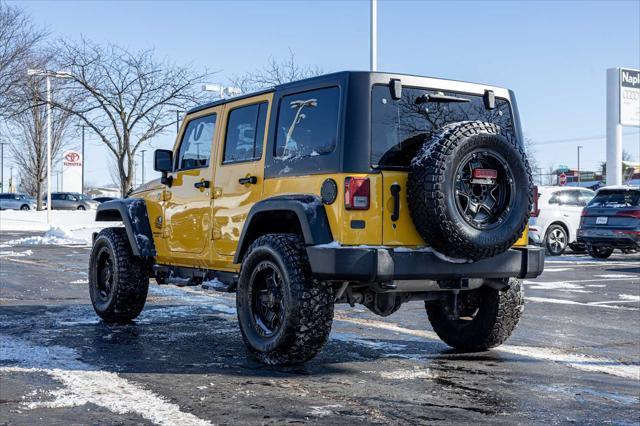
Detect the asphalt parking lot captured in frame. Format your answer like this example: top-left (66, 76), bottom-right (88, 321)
top-left (0, 231), bottom-right (638, 425)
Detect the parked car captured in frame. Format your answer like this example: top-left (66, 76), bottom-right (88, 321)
top-left (88, 71), bottom-right (544, 365)
top-left (577, 185), bottom-right (640, 258)
top-left (528, 186), bottom-right (595, 255)
top-left (625, 172), bottom-right (640, 186)
top-left (0, 193), bottom-right (37, 210)
top-left (92, 197), bottom-right (116, 204)
top-left (44, 192), bottom-right (99, 210)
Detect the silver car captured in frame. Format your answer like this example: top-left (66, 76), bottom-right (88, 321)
top-left (46, 192), bottom-right (99, 210)
top-left (0, 193), bottom-right (37, 210)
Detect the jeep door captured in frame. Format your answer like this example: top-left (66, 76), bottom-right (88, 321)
top-left (213, 94), bottom-right (271, 259)
top-left (164, 109), bottom-right (219, 257)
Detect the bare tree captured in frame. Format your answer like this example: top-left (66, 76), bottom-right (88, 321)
top-left (51, 39), bottom-right (210, 196)
top-left (230, 50), bottom-right (322, 93)
top-left (8, 63), bottom-right (73, 209)
top-left (0, 2), bottom-right (46, 117)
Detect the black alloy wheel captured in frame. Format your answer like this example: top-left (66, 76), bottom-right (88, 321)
top-left (249, 261), bottom-right (286, 338)
top-left (454, 150), bottom-right (515, 230)
top-left (96, 247), bottom-right (114, 300)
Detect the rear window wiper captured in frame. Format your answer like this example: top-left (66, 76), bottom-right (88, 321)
top-left (415, 92), bottom-right (470, 104)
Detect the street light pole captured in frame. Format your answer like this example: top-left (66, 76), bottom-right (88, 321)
top-left (140, 149), bottom-right (146, 184)
top-left (28, 68), bottom-right (73, 224)
top-left (46, 75), bottom-right (52, 223)
top-left (81, 124), bottom-right (85, 195)
top-left (0, 142), bottom-right (6, 192)
top-left (577, 145), bottom-right (583, 186)
top-left (370, 0), bottom-right (377, 72)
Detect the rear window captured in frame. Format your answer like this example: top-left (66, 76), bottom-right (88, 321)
top-left (371, 85), bottom-right (516, 168)
top-left (588, 190), bottom-right (640, 208)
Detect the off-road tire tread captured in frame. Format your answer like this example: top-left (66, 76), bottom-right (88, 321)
top-left (238, 233), bottom-right (334, 365)
top-left (408, 121), bottom-right (533, 260)
top-left (89, 227), bottom-right (148, 323)
top-left (426, 279), bottom-right (524, 351)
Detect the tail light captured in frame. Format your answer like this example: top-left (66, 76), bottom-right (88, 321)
top-left (344, 177), bottom-right (370, 210)
top-left (530, 186), bottom-right (540, 217)
top-left (615, 209), bottom-right (640, 219)
top-left (581, 208), bottom-right (588, 217)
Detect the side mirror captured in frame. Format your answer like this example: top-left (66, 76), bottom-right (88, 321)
top-left (154, 149), bottom-right (174, 186)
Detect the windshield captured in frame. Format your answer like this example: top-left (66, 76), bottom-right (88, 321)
top-left (371, 85), bottom-right (516, 168)
top-left (588, 190), bottom-right (640, 208)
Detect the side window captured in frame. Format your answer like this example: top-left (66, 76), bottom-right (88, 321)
top-left (176, 114), bottom-right (216, 171)
top-left (551, 190), bottom-right (580, 206)
top-left (223, 102), bottom-right (268, 163)
top-left (52, 194), bottom-right (62, 200)
top-left (275, 87), bottom-right (340, 159)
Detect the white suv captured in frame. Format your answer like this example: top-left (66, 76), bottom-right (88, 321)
top-left (529, 186), bottom-right (595, 255)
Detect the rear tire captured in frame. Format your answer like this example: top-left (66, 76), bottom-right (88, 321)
top-left (236, 234), bottom-right (334, 365)
top-left (587, 245), bottom-right (614, 259)
top-left (425, 279), bottom-right (524, 351)
top-left (545, 224), bottom-right (567, 256)
top-left (89, 227), bottom-right (149, 323)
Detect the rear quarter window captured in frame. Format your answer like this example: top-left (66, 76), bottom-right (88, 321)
top-left (274, 87), bottom-right (340, 160)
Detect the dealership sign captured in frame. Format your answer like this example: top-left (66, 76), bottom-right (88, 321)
top-left (62, 150), bottom-right (82, 193)
top-left (620, 68), bottom-right (640, 127)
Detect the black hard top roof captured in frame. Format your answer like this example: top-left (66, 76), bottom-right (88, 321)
top-left (187, 70), bottom-right (504, 114)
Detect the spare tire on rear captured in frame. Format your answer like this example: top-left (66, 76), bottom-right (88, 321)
top-left (408, 121), bottom-right (532, 261)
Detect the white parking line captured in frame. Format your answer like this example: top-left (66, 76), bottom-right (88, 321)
top-left (0, 335), bottom-right (212, 426)
top-left (525, 296), bottom-right (639, 310)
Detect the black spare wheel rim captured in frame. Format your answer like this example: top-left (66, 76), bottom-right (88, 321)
top-left (454, 149), bottom-right (515, 230)
top-left (96, 246), bottom-right (114, 301)
top-left (250, 261), bottom-right (286, 337)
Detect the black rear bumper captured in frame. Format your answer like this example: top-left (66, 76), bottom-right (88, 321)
top-left (306, 245), bottom-right (545, 282)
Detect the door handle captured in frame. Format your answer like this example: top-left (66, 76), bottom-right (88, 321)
top-left (194, 180), bottom-right (210, 189)
top-left (390, 183), bottom-right (401, 222)
top-left (239, 176), bottom-right (258, 185)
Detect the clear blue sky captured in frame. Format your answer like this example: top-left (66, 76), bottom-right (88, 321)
top-left (8, 0), bottom-right (640, 187)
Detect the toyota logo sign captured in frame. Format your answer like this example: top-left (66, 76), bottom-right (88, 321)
top-left (65, 152), bottom-right (80, 163)
top-left (63, 151), bottom-right (82, 167)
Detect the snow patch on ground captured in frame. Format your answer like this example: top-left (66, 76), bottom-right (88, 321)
top-left (0, 249), bottom-right (33, 257)
top-left (595, 274), bottom-right (637, 279)
top-left (378, 368), bottom-right (437, 380)
top-left (0, 335), bottom-right (212, 425)
top-left (0, 210), bottom-right (115, 246)
top-left (308, 404), bottom-right (343, 417)
top-left (619, 294), bottom-right (640, 302)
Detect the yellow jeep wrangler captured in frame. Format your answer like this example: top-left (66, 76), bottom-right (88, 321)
top-left (89, 71), bottom-right (544, 365)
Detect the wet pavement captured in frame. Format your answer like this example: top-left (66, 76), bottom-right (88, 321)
top-left (0, 231), bottom-right (639, 425)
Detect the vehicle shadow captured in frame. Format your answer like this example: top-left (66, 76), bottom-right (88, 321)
top-left (0, 303), bottom-right (538, 379)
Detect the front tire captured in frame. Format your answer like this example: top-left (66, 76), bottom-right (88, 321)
top-left (89, 227), bottom-right (149, 322)
top-left (20, 204), bottom-right (30, 210)
top-left (588, 245), bottom-right (614, 259)
top-left (545, 224), bottom-right (567, 256)
top-left (77, 205), bottom-right (86, 211)
top-left (426, 279), bottom-right (524, 351)
top-left (236, 234), bottom-right (334, 365)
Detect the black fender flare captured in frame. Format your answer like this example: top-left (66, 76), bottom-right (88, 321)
top-left (94, 198), bottom-right (156, 257)
top-left (233, 195), bottom-right (333, 264)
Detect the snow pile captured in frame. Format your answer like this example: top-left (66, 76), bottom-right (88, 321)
top-left (0, 210), bottom-right (116, 246)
